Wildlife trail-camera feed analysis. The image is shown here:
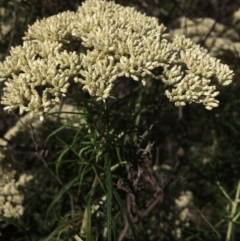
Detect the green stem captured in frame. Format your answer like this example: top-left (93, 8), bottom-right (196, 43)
top-left (80, 174), bottom-right (99, 237)
top-left (226, 180), bottom-right (240, 241)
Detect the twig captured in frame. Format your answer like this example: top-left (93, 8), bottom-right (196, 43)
top-left (28, 123), bottom-right (61, 184)
top-left (217, 180), bottom-right (240, 241)
top-left (118, 191), bottom-right (163, 241)
top-left (133, 192), bottom-right (163, 222)
top-left (118, 126), bottom-right (162, 240)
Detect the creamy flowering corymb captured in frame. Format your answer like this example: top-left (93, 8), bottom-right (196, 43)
top-left (0, 0), bottom-right (234, 120)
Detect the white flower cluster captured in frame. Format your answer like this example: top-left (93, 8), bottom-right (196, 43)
top-left (164, 35), bottom-right (233, 109)
top-left (0, 167), bottom-right (32, 218)
top-left (71, 0), bottom-right (175, 99)
top-left (0, 104), bottom-right (80, 219)
top-left (0, 0), bottom-right (234, 119)
top-left (173, 191), bottom-right (193, 239)
top-left (159, 189), bottom-right (193, 239)
top-left (0, 114), bottom-right (34, 218)
top-left (0, 39), bottom-right (81, 121)
top-left (233, 8), bottom-right (240, 23)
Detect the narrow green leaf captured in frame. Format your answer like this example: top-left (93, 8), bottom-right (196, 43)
top-left (194, 205), bottom-right (221, 240)
top-left (45, 177), bottom-right (78, 221)
top-left (112, 188), bottom-right (137, 240)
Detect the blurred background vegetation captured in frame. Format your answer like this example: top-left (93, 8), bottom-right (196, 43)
top-left (0, 0), bottom-right (240, 240)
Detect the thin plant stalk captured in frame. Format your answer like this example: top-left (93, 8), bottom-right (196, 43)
top-left (226, 180), bottom-right (240, 241)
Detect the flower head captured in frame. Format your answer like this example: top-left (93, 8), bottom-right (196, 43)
top-left (0, 0), bottom-right (234, 119)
